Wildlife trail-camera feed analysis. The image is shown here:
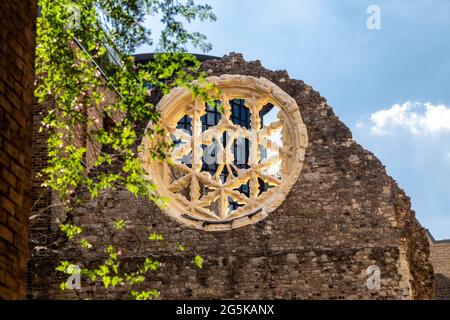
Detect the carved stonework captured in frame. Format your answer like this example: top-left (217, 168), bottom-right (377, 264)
top-left (141, 75), bottom-right (308, 231)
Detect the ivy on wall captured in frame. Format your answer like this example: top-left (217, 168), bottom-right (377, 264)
top-left (35, 0), bottom-right (216, 299)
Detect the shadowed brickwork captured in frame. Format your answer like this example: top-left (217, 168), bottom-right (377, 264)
top-left (426, 231), bottom-right (450, 299)
top-left (29, 53), bottom-right (434, 300)
top-left (0, 0), bottom-right (36, 299)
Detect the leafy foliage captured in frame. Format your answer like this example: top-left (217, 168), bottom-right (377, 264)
top-left (148, 233), bottom-right (164, 241)
top-left (36, 0), bottom-right (215, 300)
top-left (113, 219), bottom-right (126, 230)
top-left (176, 242), bottom-right (185, 252)
top-left (193, 255), bottom-right (203, 269)
top-left (60, 224), bottom-right (83, 240)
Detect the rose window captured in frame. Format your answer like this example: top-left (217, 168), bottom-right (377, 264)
top-left (141, 75), bottom-right (308, 231)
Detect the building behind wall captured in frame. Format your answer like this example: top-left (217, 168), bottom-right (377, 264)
top-left (426, 230), bottom-right (450, 299)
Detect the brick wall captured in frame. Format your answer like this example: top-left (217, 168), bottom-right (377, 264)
top-left (29, 54), bottom-right (434, 300)
top-left (426, 232), bottom-right (450, 299)
top-left (0, 0), bottom-right (36, 299)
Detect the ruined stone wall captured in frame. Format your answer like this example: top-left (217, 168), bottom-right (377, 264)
top-left (29, 53), bottom-right (434, 300)
top-left (0, 0), bottom-right (36, 299)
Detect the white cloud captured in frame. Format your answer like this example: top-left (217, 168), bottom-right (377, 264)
top-left (369, 101), bottom-right (450, 135)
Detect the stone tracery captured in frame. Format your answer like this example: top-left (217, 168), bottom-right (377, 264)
top-left (141, 75), bottom-right (308, 231)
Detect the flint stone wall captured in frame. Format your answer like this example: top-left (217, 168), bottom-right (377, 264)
top-left (29, 53), bottom-right (434, 299)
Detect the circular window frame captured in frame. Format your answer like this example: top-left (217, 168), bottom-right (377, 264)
top-left (141, 75), bottom-right (308, 231)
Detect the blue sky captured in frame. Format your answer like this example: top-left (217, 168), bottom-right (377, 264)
top-left (137, 0), bottom-right (450, 239)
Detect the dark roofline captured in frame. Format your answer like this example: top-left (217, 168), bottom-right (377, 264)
top-left (414, 217), bottom-right (450, 244)
top-left (133, 53), bottom-right (221, 64)
top-left (425, 228), bottom-right (450, 244)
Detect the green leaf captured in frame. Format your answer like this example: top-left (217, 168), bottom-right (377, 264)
top-left (60, 224), bottom-right (82, 240)
top-left (148, 233), bottom-right (164, 241)
top-left (80, 238), bottom-right (93, 249)
top-left (102, 276), bottom-right (111, 288)
top-left (193, 255), bottom-right (203, 269)
top-left (60, 282), bottom-right (68, 291)
top-left (176, 242), bottom-right (185, 252)
top-left (114, 219), bottom-right (126, 230)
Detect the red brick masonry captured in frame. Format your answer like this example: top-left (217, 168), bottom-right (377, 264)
top-left (0, 0), bottom-right (36, 299)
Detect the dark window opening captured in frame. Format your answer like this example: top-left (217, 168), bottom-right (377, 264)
top-left (175, 99), bottom-right (272, 211)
